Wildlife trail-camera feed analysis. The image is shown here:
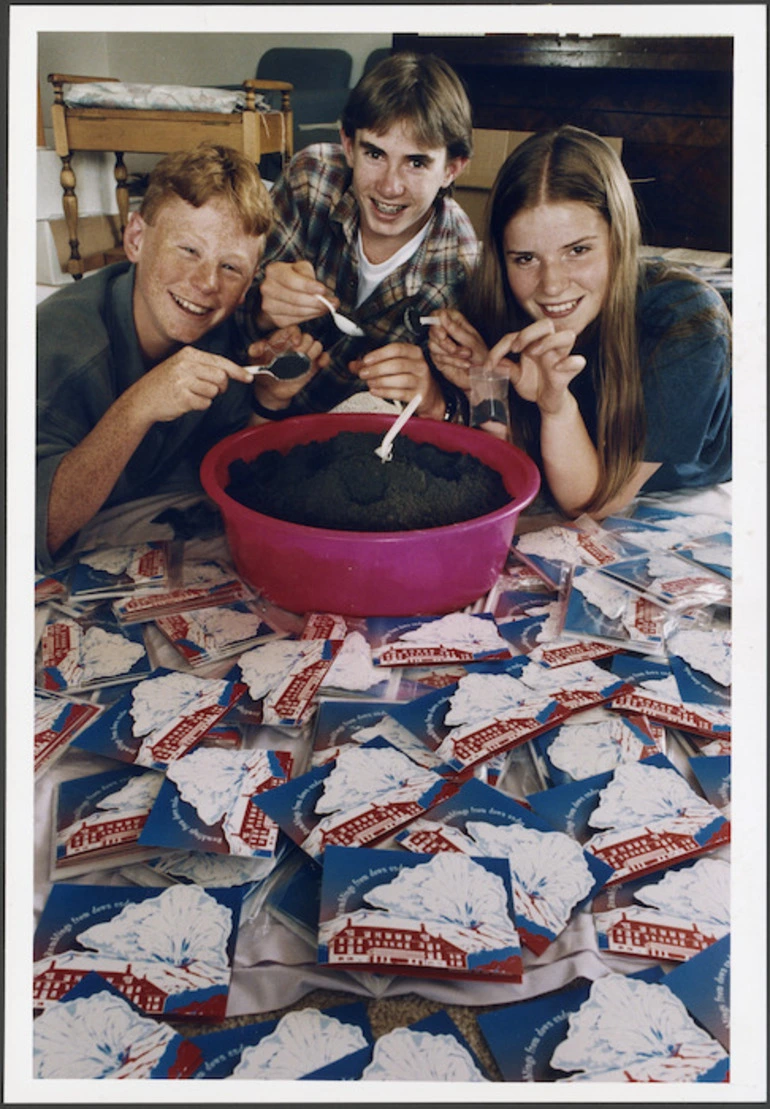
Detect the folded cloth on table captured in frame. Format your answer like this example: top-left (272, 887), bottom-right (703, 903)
top-left (63, 81), bottom-right (271, 114)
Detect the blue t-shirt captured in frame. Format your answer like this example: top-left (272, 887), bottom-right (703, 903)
top-left (635, 273), bottom-right (731, 491)
top-left (569, 270), bottom-right (732, 494)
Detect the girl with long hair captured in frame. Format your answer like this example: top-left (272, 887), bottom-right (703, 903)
top-left (428, 125), bottom-right (732, 517)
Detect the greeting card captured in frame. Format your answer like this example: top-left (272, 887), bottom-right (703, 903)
top-left (395, 777), bottom-right (611, 953)
top-left (593, 856), bottom-right (730, 962)
top-left (358, 612), bottom-right (513, 667)
top-left (398, 659), bottom-right (631, 777)
top-left (561, 565), bottom-right (674, 655)
top-left (667, 624), bottom-right (731, 707)
top-left (69, 542), bottom-right (169, 599)
top-left (71, 668), bottom-right (248, 770)
top-left (254, 736), bottom-right (457, 861)
top-left (602, 550), bottom-right (731, 611)
top-left (512, 518), bottom-right (645, 587)
top-left (609, 653), bottom-right (731, 740)
top-left (33, 974), bottom-right (203, 1079)
top-left (188, 1002), bottom-right (373, 1079)
top-left (34, 692), bottom-right (104, 778)
top-left (310, 697), bottom-right (440, 770)
top-left (349, 1010), bottom-right (490, 1082)
top-left (318, 845), bottom-right (523, 982)
top-left (672, 531), bottom-right (732, 579)
top-left (478, 967), bottom-right (728, 1082)
top-left (154, 600), bottom-right (280, 667)
top-left (34, 882), bottom-right (244, 1020)
top-left (689, 754), bottom-right (731, 809)
top-left (498, 602), bottom-right (619, 669)
top-left (530, 707), bottom-right (663, 787)
top-left (112, 557), bottom-right (254, 624)
top-left (139, 747), bottom-right (292, 857)
top-left (52, 764), bottom-right (164, 877)
top-left (527, 754), bottom-right (730, 886)
top-left (238, 636), bottom-right (342, 727)
top-left (37, 606), bottom-right (151, 693)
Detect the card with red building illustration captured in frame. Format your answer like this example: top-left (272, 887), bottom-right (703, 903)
top-left (593, 855), bottom-right (730, 963)
top-left (112, 557), bottom-right (254, 624)
top-left (609, 653), bottom-right (731, 741)
top-left (527, 753), bottom-right (730, 888)
top-left (530, 707), bottom-right (664, 787)
top-left (52, 764), bottom-right (165, 878)
top-left (497, 607), bottom-right (620, 669)
top-left (186, 1000), bottom-right (374, 1079)
top-left (601, 550), bottom-right (731, 612)
top-left (317, 845), bottom-right (523, 982)
top-left (138, 747), bottom-right (293, 858)
top-left (237, 635), bottom-right (344, 727)
top-left (154, 599), bottom-right (281, 668)
top-left (388, 657), bottom-right (632, 778)
top-left (34, 692), bottom-right (104, 779)
top-left (69, 541), bottom-right (170, 600)
top-left (352, 611), bottom-right (513, 668)
top-left (35, 567), bottom-right (71, 605)
top-left (477, 964), bottom-right (728, 1082)
top-left (561, 565), bottom-right (675, 656)
top-left (253, 735), bottom-right (458, 861)
top-left (395, 777), bottom-right (612, 955)
top-left (70, 667), bottom-right (248, 770)
top-left (36, 604), bottom-right (152, 694)
top-left (34, 882), bottom-right (244, 1021)
top-left (511, 517), bottom-right (647, 589)
top-left (33, 971), bottom-right (204, 1079)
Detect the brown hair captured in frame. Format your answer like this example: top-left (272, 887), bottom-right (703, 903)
top-left (341, 52), bottom-right (473, 162)
top-left (466, 126), bottom-right (648, 511)
top-left (140, 143), bottom-right (273, 238)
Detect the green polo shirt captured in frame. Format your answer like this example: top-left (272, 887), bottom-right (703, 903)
top-left (36, 262), bottom-right (252, 570)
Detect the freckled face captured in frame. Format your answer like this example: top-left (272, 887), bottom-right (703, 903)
top-left (341, 120), bottom-right (465, 263)
top-left (503, 201), bottom-right (611, 337)
top-left (125, 195), bottom-right (263, 362)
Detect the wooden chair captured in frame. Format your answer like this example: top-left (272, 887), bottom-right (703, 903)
top-left (48, 73), bottom-right (294, 279)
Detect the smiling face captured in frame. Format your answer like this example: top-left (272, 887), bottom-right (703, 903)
top-left (341, 120), bottom-right (467, 264)
top-left (502, 200), bottom-right (612, 338)
top-left (124, 195), bottom-right (263, 363)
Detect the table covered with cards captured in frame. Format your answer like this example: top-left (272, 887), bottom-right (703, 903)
top-left (32, 480), bottom-right (733, 1084)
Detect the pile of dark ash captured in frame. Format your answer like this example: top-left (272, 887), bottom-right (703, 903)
top-left (225, 431), bottom-right (512, 531)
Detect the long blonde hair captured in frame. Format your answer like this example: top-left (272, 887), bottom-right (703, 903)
top-left (466, 126), bottom-right (644, 511)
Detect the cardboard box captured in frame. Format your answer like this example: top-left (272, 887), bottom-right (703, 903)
top-left (455, 129), bottom-right (622, 238)
top-left (37, 214), bottom-right (126, 285)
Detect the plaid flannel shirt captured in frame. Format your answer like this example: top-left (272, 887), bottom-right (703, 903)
top-left (239, 143), bottom-right (480, 416)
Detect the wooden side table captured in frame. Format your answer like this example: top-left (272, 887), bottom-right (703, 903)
top-left (48, 74), bottom-right (293, 279)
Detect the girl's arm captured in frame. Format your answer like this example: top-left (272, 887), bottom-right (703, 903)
top-left (490, 320), bottom-right (661, 516)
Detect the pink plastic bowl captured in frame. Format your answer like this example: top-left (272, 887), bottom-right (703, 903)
top-left (201, 414), bottom-right (540, 617)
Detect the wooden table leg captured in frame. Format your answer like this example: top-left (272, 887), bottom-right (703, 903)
top-left (114, 152), bottom-right (129, 238)
top-left (58, 154), bottom-right (84, 279)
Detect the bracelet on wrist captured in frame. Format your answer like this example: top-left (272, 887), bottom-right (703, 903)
top-left (250, 391), bottom-right (293, 421)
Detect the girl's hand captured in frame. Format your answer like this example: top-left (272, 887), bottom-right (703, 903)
top-left (487, 319), bottom-right (587, 415)
top-left (427, 308), bottom-right (488, 392)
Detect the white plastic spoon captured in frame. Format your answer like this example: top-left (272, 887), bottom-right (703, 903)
top-left (316, 293), bottom-right (365, 337)
top-left (374, 393), bottom-right (423, 463)
top-left (245, 351), bottom-right (311, 380)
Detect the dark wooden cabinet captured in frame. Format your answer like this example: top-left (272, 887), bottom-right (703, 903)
top-left (393, 34), bottom-right (732, 252)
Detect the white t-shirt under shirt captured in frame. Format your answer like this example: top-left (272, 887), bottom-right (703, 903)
top-left (355, 217), bottom-right (434, 307)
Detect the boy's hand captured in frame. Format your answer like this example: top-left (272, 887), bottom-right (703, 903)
top-left (258, 259), bottom-right (338, 329)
